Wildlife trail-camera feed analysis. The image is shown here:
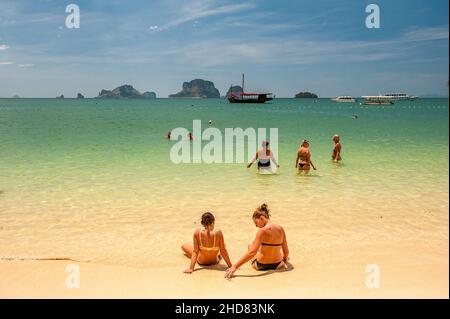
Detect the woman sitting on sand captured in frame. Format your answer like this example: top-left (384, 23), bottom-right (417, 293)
top-left (182, 212), bottom-right (232, 274)
top-left (296, 139), bottom-right (316, 173)
top-left (247, 141), bottom-right (280, 172)
top-left (331, 134), bottom-right (342, 162)
top-left (224, 204), bottom-right (289, 279)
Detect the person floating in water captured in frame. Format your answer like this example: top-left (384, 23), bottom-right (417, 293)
top-left (247, 141), bottom-right (279, 172)
top-left (208, 120), bottom-right (213, 126)
top-left (224, 203), bottom-right (289, 279)
top-left (295, 139), bottom-right (316, 173)
top-left (182, 212), bottom-right (232, 274)
top-left (331, 134), bottom-right (342, 162)
top-left (166, 131), bottom-right (171, 140)
top-left (352, 115), bottom-right (359, 119)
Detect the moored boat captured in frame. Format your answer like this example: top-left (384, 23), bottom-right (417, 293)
top-left (331, 96), bottom-right (356, 103)
top-left (362, 95), bottom-right (395, 105)
top-left (227, 74), bottom-right (273, 104)
top-left (384, 93), bottom-right (419, 101)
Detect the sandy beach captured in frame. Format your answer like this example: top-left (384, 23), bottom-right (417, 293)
top-left (1, 241), bottom-right (447, 299)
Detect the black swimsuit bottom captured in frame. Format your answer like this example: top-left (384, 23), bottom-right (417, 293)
top-left (252, 242), bottom-right (283, 270)
top-left (258, 160), bottom-right (271, 168)
top-left (252, 259), bottom-right (282, 271)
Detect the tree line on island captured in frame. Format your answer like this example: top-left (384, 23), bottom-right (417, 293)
top-left (51, 79), bottom-right (318, 99)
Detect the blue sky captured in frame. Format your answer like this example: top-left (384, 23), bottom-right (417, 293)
top-left (0, 0), bottom-right (448, 97)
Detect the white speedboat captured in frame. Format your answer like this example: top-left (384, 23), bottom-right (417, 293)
top-left (331, 96), bottom-right (356, 103)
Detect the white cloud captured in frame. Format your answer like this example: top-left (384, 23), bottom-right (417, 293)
top-left (161, 0), bottom-right (255, 30)
top-left (169, 36), bottom-right (406, 67)
top-left (0, 44), bottom-right (9, 50)
top-left (18, 64), bottom-right (34, 67)
top-left (0, 61), bottom-right (14, 65)
top-left (403, 26), bottom-right (449, 42)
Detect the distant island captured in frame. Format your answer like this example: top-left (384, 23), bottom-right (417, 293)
top-left (142, 91), bottom-right (157, 99)
top-left (77, 93), bottom-right (85, 99)
top-left (295, 92), bottom-right (318, 98)
top-left (96, 85), bottom-right (157, 99)
top-left (226, 85), bottom-right (243, 97)
top-left (56, 94), bottom-right (64, 99)
top-left (169, 79), bottom-right (220, 98)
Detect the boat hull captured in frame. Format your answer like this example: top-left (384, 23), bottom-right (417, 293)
top-left (228, 96), bottom-right (273, 104)
top-left (331, 99), bottom-right (356, 103)
top-left (363, 101), bottom-right (394, 105)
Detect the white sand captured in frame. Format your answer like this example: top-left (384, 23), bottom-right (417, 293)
top-left (1, 244), bottom-right (447, 298)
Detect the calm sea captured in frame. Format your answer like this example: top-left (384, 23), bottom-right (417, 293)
top-left (0, 98), bottom-right (448, 267)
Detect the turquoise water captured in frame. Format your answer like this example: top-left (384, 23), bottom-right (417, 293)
top-left (0, 98), bottom-right (448, 266)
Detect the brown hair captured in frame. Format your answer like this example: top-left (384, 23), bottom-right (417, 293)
top-left (201, 212), bottom-right (215, 227)
top-left (252, 203), bottom-right (271, 219)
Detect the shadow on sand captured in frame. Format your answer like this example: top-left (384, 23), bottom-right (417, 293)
top-left (231, 262), bottom-right (295, 278)
top-left (193, 264), bottom-right (229, 272)
top-left (181, 254), bottom-right (229, 273)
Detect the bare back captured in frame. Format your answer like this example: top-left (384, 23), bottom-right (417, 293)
top-left (257, 223), bottom-right (286, 264)
top-left (194, 229), bottom-right (221, 264)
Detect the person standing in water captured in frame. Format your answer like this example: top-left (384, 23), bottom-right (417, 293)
top-left (247, 141), bottom-right (279, 172)
top-left (188, 132), bottom-right (194, 141)
top-left (181, 212), bottom-right (233, 274)
top-left (295, 139), bottom-right (316, 173)
top-left (331, 134), bottom-right (342, 162)
top-left (224, 203), bottom-right (289, 279)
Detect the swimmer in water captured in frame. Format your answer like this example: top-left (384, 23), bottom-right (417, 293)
top-left (166, 131), bottom-right (171, 140)
top-left (188, 132), bottom-right (194, 141)
top-left (247, 141), bottom-right (279, 172)
top-left (208, 120), bottom-right (213, 126)
top-left (331, 134), bottom-right (342, 162)
top-left (295, 139), bottom-right (317, 173)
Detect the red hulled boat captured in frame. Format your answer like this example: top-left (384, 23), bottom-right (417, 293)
top-left (227, 74), bottom-right (273, 104)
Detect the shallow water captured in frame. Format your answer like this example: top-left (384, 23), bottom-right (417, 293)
top-left (0, 98), bottom-right (448, 267)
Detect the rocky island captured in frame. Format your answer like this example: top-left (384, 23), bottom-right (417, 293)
top-left (295, 92), bottom-right (318, 98)
top-left (226, 85), bottom-right (243, 97)
top-left (77, 93), bottom-right (85, 99)
top-left (169, 79), bottom-right (220, 98)
top-left (96, 85), bottom-right (157, 99)
top-left (142, 91), bottom-right (157, 99)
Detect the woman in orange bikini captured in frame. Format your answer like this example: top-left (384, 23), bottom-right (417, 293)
top-left (182, 212), bottom-right (233, 274)
top-left (224, 203), bottom-right (289, 279)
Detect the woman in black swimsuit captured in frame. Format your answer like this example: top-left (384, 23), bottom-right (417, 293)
top-left (224, 203), bottom-right (289, 279)
top-left (296, 139), bottom-right (316, 173)
top-left (247, 141), bottom-right (279, 172)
